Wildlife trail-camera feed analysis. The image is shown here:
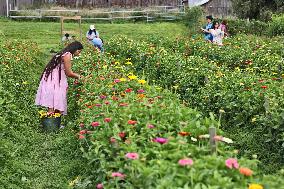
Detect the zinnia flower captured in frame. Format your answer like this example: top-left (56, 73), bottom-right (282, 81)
top-left (119, 103), bottom-right (128, 107)
top-left (104, 118), bottom-right (112, 123)
top-left (111, 172), bottom-right (125, 179)
top-left (114, 79), bottom-right (121, 83)
top-left (91, 122), bottom-right (100, 127)
top-left (128, 75), bottom-right (137, 80)
top-left (239, 167), bottom-right (253, 176)
top-left (119, 132), bottom-right (126, 139)
top-left (153, 137), bottom-right (168, 144)
top-left (178, 158), bottom-right (193, 166)
top-left (125, 88), bottom-right (132, 93)
top-left (225, 158), bottom-right (239, 169)
top-left (79, 135), bottom-right (85, 139)
top-left (179, 131), bottom-right (191, 136)
top-left (147, 124), bottom-right (155, 129)
top-left (261, 86), bottom-right (267, 89)
top-left (138, 79), bottom-right (146, 84)
top-left (137, 89), bottom-right (145, 93)
top-left (125, 153), bottom-right (139, 160)
top-left (248, 184), bottom-right (263, 189)
top-left (96, 183), bottom-right (104, 189)
top-left (100, 95), bottom-right (107, 99)
top-left (128, 120), bottom-right (137, 125)
top-left (79, 130), bottom-right (87, 135)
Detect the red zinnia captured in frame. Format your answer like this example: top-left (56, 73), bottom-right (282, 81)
top-left (91, 122), bottom-right (100, 127)
top-left (261, 86), bottom-right (267, 89)
top-left (104, 118), bottom-right (112, 123)
top-left (128, 120), bottom-right (137, 125)
top-left (125, 88), bottom-right (132, 93)
top-left (119, 132), bottom-right (126, 139)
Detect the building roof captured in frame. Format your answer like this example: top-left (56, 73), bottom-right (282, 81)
top-left (188, 0), bottom-right (210, 6)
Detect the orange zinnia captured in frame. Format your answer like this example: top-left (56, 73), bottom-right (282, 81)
top-left (179, 132), bottom-right (191, 136)
top-left (239, 167), bottom-right (253, 176)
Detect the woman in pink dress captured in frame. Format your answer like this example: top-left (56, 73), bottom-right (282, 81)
top-left (35, 41), bottom-right (83, 115)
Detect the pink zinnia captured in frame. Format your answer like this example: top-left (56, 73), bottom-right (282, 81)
top-left (79, 130), bottom-right (87, 135)
top-left (111, 172), bottom-right (125, 179)
top-left (95, 104), bottom-right (102, 107)
top-left (125, 153), bottom-right (139, 160)
top-left (96, 183), bottom-right (103, 189)
top-left (153, 137), bottom-right (168, 144)
top-left (104, 101), bottom-right (110, 105)
top-left (114, 79), bottom-right (121, 83)
top-left (137, 89), bottom-right (145, 93)
top-left (147, 124), bottom-right (155, 129)
top-left (178, 158), bottom-right (193, 166)
top-left (91, 122), bottom-right (100, 127)
top-left (110, 137), bottom-right (117, 143)
top-left (79, 135), bottom-right (85, 139)
top-left (100, 95), bottom-right (107, 99)
top-left (225, 158), bottom-right (239, 169)
top-left (104, 118), bottom-right (112, 123)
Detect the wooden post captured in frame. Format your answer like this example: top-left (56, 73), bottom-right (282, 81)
top-left (6, 0), bottom-right (9, 17)
top-left (79, 18), bottom-right (82, 41)
top-left (209, 127), bottom-right (217, 154)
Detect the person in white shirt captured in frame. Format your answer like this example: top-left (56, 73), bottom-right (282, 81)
top-left (202, 21), bottom-right (224, 46)
top-left (86, 25), bottom-right (99, 42)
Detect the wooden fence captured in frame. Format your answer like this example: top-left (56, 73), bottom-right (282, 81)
top-left (8, 7), bottom-right (185, 22)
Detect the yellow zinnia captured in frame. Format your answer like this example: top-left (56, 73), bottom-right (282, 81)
top-left (138, 79), bottom-right (146, 84)
top-left (248, 184), bottom-right (263, 189)
top-left (120, 78), bottom-right (127, 82)
top-left (128, 75), bottom-right (138, 80)
top-left (125, 61), bottom-right (133, 65)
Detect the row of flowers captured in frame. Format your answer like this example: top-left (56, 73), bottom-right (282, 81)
top-left (67, 45), bottom-right (270, 188)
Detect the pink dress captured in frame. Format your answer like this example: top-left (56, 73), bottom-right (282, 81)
top-left (35, 52), bottom-right (71, 115)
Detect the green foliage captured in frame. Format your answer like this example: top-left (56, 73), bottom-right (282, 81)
top-left (0, 39), bottom-right (87, 188)
top-left (104, 34), bottom-right (284, 174)
top-left (219, 16), bottom-right (284, 37)
top-left (267, 14), bottom-right (284, 36)
top-left (232, 0), bottom-right (284, 20)
top-left (183, 6), bottom-right (203, 32)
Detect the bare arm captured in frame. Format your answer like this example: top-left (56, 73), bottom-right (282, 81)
top-left (63, 54), bottom-right (80, 79)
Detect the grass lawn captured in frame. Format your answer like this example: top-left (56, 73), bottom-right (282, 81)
top-left (0, 19), bottom-right (188, 189)
top-left (1, 19), bottom-right (188, 53)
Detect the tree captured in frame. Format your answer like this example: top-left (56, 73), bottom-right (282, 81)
top-left (232, 0), bottom-right (284, 20)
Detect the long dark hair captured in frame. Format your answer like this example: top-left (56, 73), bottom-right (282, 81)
top-left (40, 41), bottom-right (83, 82)
top-left (88, 29), bottom-right (97, 36)
top-left (211, 21), bottom-right (219, 29)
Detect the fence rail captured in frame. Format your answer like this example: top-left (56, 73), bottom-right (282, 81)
top-left (8, 8), bottom-right (185, 22)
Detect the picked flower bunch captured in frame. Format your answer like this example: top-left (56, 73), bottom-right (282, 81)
top-left (39, 110), bottom-right (61, 119)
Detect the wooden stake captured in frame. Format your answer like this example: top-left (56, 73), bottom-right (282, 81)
top-left (209, 127), bottom-right (217, 154)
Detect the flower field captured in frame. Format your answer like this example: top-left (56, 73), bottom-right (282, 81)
top-left (1, 20), bottom-right (284, 188)
top-left (68, 34), bottom-right (284, 187)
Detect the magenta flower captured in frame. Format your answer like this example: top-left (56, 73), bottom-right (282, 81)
top-left (96, 183), bottom-right (103, 189)
top-left (111, 172), bottom-right (125, 179)
top-left (104, 118), bottom-right (112, 123)
top-left (153, 137), bottom-right (168, 144)
top-left (147, 124), bottom-right (155, 129)
top-left (95, 104), bottom-right (102, 107)
top-left (137, 89), bottom-right (145, 93)
top-left (100, 95), bottom-right (107, 99)
top-left (178, 158), bottom-right (193, 166)
top-left (91, 122), bottom-right (100, 127)
top-left (114, 79), bottom-right (121, 83)
top-left (225, 158), bottom-right (239, 169)
top-left (110, 137), bottom-right (117, 143)
top-left (125, 153), bottom-right (139, 160)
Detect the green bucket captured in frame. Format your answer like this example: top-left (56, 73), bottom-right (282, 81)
top-left (41, 117), bottom-right (61, 132)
